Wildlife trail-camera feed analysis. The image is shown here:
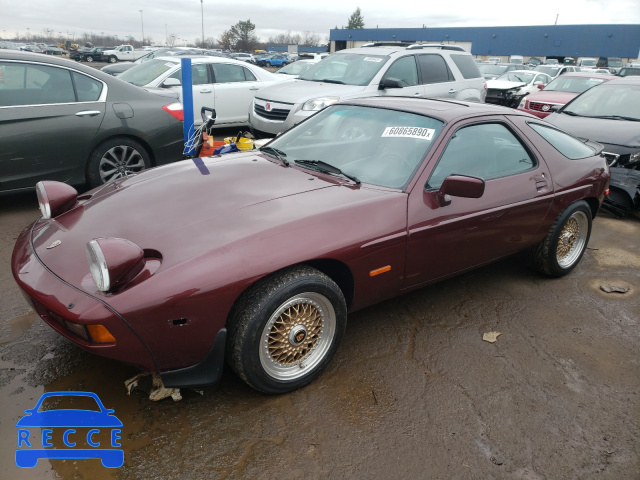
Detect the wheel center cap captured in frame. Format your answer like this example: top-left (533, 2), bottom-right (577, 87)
top-left (289, 325), bottom-right (308, 346)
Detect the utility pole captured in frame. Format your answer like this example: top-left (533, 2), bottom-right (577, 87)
top-left (201, 0), bottom-right (205, 47)
top-left (165, 24), bottom-right (168, 45)
top-left (139, 10), bottom-right (145, 45)
top-left (554, 14), bottom-right (559, 25)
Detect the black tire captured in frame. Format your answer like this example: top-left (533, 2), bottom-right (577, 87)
top-left (108, 55), bottom-right (117, 63)
top-left (227, 265), bottom-right (347, 394)
top-left (87, 138), bottom-right (151, 188)
top-left (86, 55), bottom-right (94, 62)
top-left (527, 201), bottom-right (592, 277)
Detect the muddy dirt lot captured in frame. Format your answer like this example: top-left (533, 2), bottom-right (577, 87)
top-left (1, 189), bottom-right (638, 479)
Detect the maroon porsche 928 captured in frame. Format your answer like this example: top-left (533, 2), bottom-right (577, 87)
top-left (12, 97), bottom-right (610, 394)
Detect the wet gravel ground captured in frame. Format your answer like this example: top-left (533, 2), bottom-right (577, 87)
top-left (1, 189), bottom-right (638, 479)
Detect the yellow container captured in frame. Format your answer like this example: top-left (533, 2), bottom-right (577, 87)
top-left (224, 137), bottom-right (254, 151)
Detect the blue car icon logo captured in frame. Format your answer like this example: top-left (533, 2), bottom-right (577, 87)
top-left (15, 391), bottom-right (124, 468)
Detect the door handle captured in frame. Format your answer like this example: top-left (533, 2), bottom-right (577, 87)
top-left (200, 88), bottom-right (212, 93)
top-left (413, 92), bottom-right (422, 96)
top-left (448, 89), bottom-right (458, 94)
top-left (75, 110), bottom-right (101, 117)
top-left (249, 87), bottom-right (259, 91)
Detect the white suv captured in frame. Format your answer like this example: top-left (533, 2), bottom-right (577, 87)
top-left (249, 43), bottom-right (486, 136)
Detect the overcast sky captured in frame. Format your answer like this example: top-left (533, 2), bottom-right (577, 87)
top-left (2, 0), bottom-right (640, 45)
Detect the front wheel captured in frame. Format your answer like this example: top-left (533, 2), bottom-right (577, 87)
top-left (87, 138), bottom-right (151, 188)
top-left (108, 55), bottom-right (117, 63)
top-left (227, 266), bottom-right (347, 393)
top-left (86, 55), bottom-right (94, 62)
top-left (528, 201), bottom-right (592, 277)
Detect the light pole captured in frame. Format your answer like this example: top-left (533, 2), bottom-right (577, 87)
top-left (139, 10), bottom-right (144, 45)
top-left (200, 0), bottom-right (204, 47)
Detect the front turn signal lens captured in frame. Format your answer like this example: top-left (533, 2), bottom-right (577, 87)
top-left (87, 324), bottom-right (116, 343)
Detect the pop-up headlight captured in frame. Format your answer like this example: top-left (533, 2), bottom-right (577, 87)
top-left (86, 238), bottom-right (145, 293)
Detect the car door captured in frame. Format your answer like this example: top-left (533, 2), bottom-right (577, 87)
top-left (379, 55), bottom-right (424, 98)
top-left (0, 61), bottom-right (106, 191)
top-left (403, 118), bottom-right (554, 288)
top-left (210, 63), bottom-right (261, 125)
top-left (165, 63), bottom-right (212, 123)
top-left (416, 54), bottom-right (457, 99)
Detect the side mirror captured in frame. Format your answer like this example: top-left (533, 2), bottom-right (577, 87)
top-left (550, 105), bottom-right (560, 112)
top-left (379, 77), bottom-right (404, 90)
top-left (436, 175), bottom-right (485, 207)
top-left (537, 83), bottom-right (545, 90)
top-left (162, 78), bottom-right (181, 88)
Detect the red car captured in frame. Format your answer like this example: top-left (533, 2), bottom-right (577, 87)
top-left (12, 98), bottom-right (610, 394)
top-left (517, 72), bottom-right (614, 118)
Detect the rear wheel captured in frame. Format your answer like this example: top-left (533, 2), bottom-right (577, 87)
top-left (227, 266), bottom-right (347, 393)
top-left (528, 201), bottom-right (592, 277)
top-left (108, 55), bottom-right (117, 63)
top-left (87, 138), bottom-right (151, 188)
top-left (86, 55), bottom-right (94, 62)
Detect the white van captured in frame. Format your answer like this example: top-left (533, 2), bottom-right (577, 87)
top-left (509, 55), bottom-right (524, 65)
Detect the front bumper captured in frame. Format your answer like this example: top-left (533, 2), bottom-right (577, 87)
top-left (249, 97), bottom-right (313, 136)
top-left (11, 222), bottom-right (157, 372)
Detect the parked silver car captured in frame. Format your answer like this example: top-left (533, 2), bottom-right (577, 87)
top-left (248, 44), bottom-right (486, 136)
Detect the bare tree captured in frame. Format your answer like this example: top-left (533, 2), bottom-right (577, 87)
top-left (301, 31), bottom-right (321, 46)
top-left (217, 29), bottom-right (236, 51)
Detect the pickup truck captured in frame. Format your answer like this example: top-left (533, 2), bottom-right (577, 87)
top-left (103, 45), bottom-right (149, 63)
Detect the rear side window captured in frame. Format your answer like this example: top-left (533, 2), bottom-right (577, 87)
top-left (212, 64), bottom-right (248, 83)
top-left (243, 67), bottom-right (257, 81)
top-left (528, 123), bottom-right (595, 159)
top-left (417, 54), bottom-right (453, 84)
top-left (450, 54), bottom-right (482, 79)
top-left (72, 72), bottom-right (103, 102)
top-left (169, 64), bottom-right (210, 85)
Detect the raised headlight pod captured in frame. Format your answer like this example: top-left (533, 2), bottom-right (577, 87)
top-left (302, 97), bottom-right (339, 111)
top-left (86, 238), bottom-right (145, 293)
top-left (35, 181), bottom-right (78, 219)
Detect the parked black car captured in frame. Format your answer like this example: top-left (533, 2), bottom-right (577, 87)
top-left (545, 76), bottom-right (640, 169)
top-left (70, 47), bottom-right (107, 62)
top-left (0, 50), bottom-right (186, 192)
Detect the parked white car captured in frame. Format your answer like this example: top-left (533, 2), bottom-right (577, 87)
top-left (485, 70), bottom-right (552, 107)
top-left (118, 56), bottom-right (290, 127)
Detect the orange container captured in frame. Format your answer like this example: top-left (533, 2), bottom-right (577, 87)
top-left (199, 133), bottom-right (225, 156)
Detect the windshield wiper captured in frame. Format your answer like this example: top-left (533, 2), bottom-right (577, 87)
top-left (260, 146), bottom-right (290, 166)
top-left (313, 78), bottom-right (345, 84)
top-left (294, 160), bottom-right (361, 185)
top-left (562, 110), bottom-right (580, 116)
top-left (587, 115), bottom-right (640, 122)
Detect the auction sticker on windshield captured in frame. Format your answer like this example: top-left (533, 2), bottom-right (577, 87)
top-left (363, 57), bottom-right (383, 62)
top-left (382, 127), bottom-right (435, 140)
top-left (15, 391), bottom-right (124, 469)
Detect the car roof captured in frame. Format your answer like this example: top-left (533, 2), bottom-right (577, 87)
top-left (552, 72), bottom-right (615, 79)
top-left (603, 76), bottom-right (640, 85)
top-left (341, 96), bottom-right (518, 122)
top-left (332, 45), bottom-right (467, 57)
top-left (154, 55), bottom-right (249, 66)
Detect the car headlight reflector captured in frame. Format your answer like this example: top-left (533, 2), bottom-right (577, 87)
top-left (302, 97), bottom-right (339, 111)
top-left (87, 239), bottom-right (110, 292)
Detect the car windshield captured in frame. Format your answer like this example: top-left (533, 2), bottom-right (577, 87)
top-left (479, 64), bottom-right (509, 75)
top-left (118, 58), bottom-right (177, 86)
top-left (277, 61), bottom-right (314, 75)
top-left (534, 66), bottom-right (561, 76)
top-left (580, 59), bottom-right (596, 67)
top-left (299, 53), bottom-right (389, 86)
top-left (496, 72), bottom-right (535, 83)
top-left (608, 58), bottom-right (622, 68)
top-left (266, 104), bottom-right (444, 189)
top-left (564, 83), bottom-right (640, 120)
top-left (543, 76), bottom-right (606, 93)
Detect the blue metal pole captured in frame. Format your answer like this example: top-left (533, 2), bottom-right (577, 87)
top-left (181, 58), bottom-right (196, 156)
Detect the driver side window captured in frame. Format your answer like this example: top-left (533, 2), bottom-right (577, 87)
top-left (382, 56), bottom-right (418, 87)
top-left (427, 123), bottom-right (536, 189)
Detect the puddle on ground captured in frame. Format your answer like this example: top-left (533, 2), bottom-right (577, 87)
top-left (0, 310), bottom-right (36, 345)
top-left (591, 247), bottom-right (640, 268)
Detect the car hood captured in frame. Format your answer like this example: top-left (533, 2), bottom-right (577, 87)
top-left (486, 80), bottom-right (526, 90)
top-left (546, 113), bottom-right (640, 148)
top-left (526, 90), bottom-right (578, 105)
top-left (254, 79), bottom-right (367, 103)
top-left (30, 153), bottom-right (359, 289)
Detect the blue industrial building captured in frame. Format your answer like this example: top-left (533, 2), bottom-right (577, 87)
top-left (329, 24), bottom-right (640, 61)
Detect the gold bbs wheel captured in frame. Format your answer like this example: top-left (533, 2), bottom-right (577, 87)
top-left (259, 293), bottom-right (336, 381)
top-left (555, 210), bottom-right (589, 269)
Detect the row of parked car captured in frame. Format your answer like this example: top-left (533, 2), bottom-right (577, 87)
top-left (1, 43), bottom-right (639, 194)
